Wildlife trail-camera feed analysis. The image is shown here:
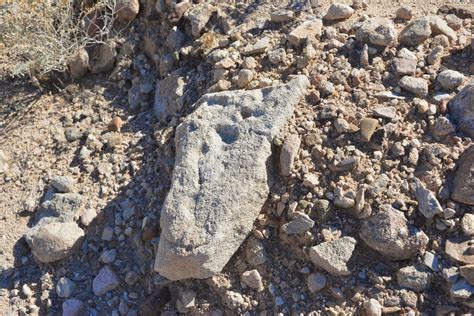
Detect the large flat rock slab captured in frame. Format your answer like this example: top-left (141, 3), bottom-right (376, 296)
top-left (154, 76), bottom-right (310, 280)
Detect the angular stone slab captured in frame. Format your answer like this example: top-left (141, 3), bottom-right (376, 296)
top-left (154, 76), bottom-right (310, 280)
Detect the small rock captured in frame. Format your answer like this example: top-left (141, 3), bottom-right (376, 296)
top-left (92, 266), bottom-right (120, 296)
top-left (437, 70), bottom-right (465, 90)
top-left (22, 284), bottom-right (33, 298)
top-left (450, 278), bottom-right (474, 299)
top-left (364, 299), bottom-right (382, 316)
top-left (241, 269), bottom-right (263, 291)
top-left (360, 118), bottom-right (378, 141)
top-left (460, 265), bottom-right (474, 285)
top-left (101, 227), bottom-right (114, 241)
top-left (39, 193), bottom-right (84, 221)
top-left (396, 6), bottom-right (413, 20)
top-left (309, 237), bottom-right (357, 276)
top-left (242, 37), bottom-right (270, 55)
top-left (427, 15), bottom-right (457, 43)
top-left (427, 45), bottom-right (445, 65)
top-left (280, 134), bottom-right (300, 176)
top-left (67, 48), bottom-right (89, 80)
top-left (399, 18), bottom-right (431, 46)
top-left (423, 251), bottom-right (440, 272)
top-left (360, 205), bottom-right (428, 260)
top-left (62, 298), bottom-right (86, 316)
top-left (391, 54), bottom-right (417, 76)
top-left (369, 23), bottom-right (396, 47)
top-left (108, 116), bottom-right (123, 132)
top-left (360, 44), bottom-right (369, 68)
top-left (373, 106), bottom-right (396, 119)
top-left (50, 176), bottom-right (75, 193)
top-left (443, 266), bottom-right (460, 283)
top-left (307, 273), bottom-right (326, 293)
top-left (185, 3), bottom-right (214, 37)
top-left (115, 0), bottom-right (139, 21)
top-left (237, 69), bottom-right (254, 88)
top-left (445, 237), bottom-right (474, 265)
top-left (397, 265), bottom-right (432, 291)
top-left (412, 178), bottom-right (443, 218)
top-left (399, 76), bottom-right (429, 97)
top-left (281, 213), bottom-right (315, 235)
top-left (268, 48), bottom-right (287, 65)
top-left (223, 290), bottom-right (244, 309)
top-left (56, 277), bottom-right (76, 298)
top-left (461, 214), bottom-right (474, 236)
top-left (324, 3), bottom-right (354, 20)
top-left (452, 145), bottom-right (474, 205)
top-left (288, 19), bottom-right (323, 46)
top-left (97, 162), bottom-right (113, 176)
top-left (25, 218), bottom-right (84, 263)
top-left (270, 9), bottom-right (294, 23)
top-left (176, 290), bottom-right (196, 313)
top-left (100, 249), bottom-right (117, 264)
top-left (302, 173), bottom-right (319, 189)
top-left (80, 209), bottom-right (97, 226)
top-left (433, 116), bottom-right (456, 137)
top-left (90, 41), bottom-right (116, 74)
top-left (125, 271), bottom-right (139, 285)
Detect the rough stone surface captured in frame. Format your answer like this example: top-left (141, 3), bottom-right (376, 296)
top-left (92, 266), bottom-right (120, 296)
top-left (450, 278), bottom-right (474, 299)
top-left (90, 42), bottom-right (116, 74)
top-left (68, 48), bottom-right (89, 80)
top-left (452, 145), bottom-right (474, 205)
top-left (461, 213), bottom-right (474, 236)
top-left (241, 269), bottom-right (263, 291)
top-left (363, 299), bottom-right (382, 316)
top-left (360, 205), bottom-right (429, 260)
top-left (324, 3), bottom-right (354, 20)
top-left (412, 178), bottom-right (443, 218)
top-left (449, 83), bottom-right (474, 138)
top-left (185, 3), bottom-right (214, 37)
top-left (445, 237), bottom-right (474, 265)
top-left (280, 134), bottom-right (300, 176)
top-left (399, 76), bottom-right (429, 97)
top-left (281, 213), bottom-right (314, 235)
top-left (397, 265), bottom-right (432, 291)
top-left (56, 277), bottom-right (76, 298)
top-left (288, 19), bottom-right (323, 46)
top-left (154, 71), bottom-right (187, 120)
top-left (427, 15), bottom-right (457, 42)
top-left (154, 76), bottom-right (310, 280)
top-left (50, 176), bottom-right (76, 193)
top-left (437, 70), bottom-right (464, 90)
top-left (25, 218), bottom-right (85, 263)
top-left (399, 18), bottom-right (431, 46)
top-left (460, 265), bottom-right (474, 285)
top-left (309, 236), bottom-right (357, 276)
top-left (39, 193), bottom-right (84, 222)
top-left (115, 0), bottom-right (139, 21)
top-left (360, 118), bottom-right (378, 142)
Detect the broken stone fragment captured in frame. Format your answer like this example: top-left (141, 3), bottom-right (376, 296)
top-left (279, 134), bottom-right (300, 176)
top-left (399, 76), bottom-right (429, 97)
top-left (412, 178), bottom-right (443, 218)
top-left (185, 3), bottom-right (215, 37)
top-left (397, 265), bottom-right (432, 291)
top-left (452, 145), bottom-right (474, 205)
top-left (360, 118), bottom-right (378, 141)
top-left (360, 205), bottom-right (429, 260)
top-left (154, 76), bottom-right (310, 280)
top-left (309, 236), bottom-right (357, 276)
top-left (281, 213), bottom-right (314, 235)
top-left (445, 237), bottom-right (474, 265)
top-left (287, 19), bottom-right (323, 46)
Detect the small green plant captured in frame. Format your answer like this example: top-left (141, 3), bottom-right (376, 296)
top-left (0, 0), bottom-right (118, 79)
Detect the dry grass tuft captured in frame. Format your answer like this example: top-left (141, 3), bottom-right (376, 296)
top-left (0, 0), bottom-right (118, 79)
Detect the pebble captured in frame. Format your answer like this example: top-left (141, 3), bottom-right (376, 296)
top-left (241, 269), bottom-right (263, 291)
top-left (237, 69), bottom-right (254, 88)
top-left (81, 209), bottom-right (97, 226)
top-left (443, 267), bottom-right (460, 284)
top-left (288, 19), bottom-right (323, 46)
top-left (56, 277), bottom-right (76, 298)
top-left (281, 213), bottom-right (315, 235)
top-left (115, 0), bottom-right (139, 21)
top-left (92, 266), bottom-right (120, 296)
top-left (461, 214), bottom-right (474, 236)
top-left (108, 116), bottom-right (123, 132)
top-left (125, 271), bottom-right (139, 285)
top-left (412, 178), bottom-right (443, 218)
top-left (363, 299), bottom-right (382, 316)
top-left (396, 6), bottom-right (412, 20)
top-left (422, 251), bottom-right (440, 272)
top-left (360, 118), bottom-right (379, 141)
top-left (50, 176), bottom-right (75, 193)
top-left (445, 237), bottom-right (474, 264)
top-left (100, 249), bottom-right (117, 264)
top-left (101, 227), bottom-right (114, 241)
top-left (399, 76), bottom-right (429, 97)
top-left (397, 265), bottom-right (432, 291)
top-left (62, 298), bottom-right (86, 316)
top-left (324, 3), bottom-right (354, 20)
top-left (280, 134), bottom-right (300, 176)
top-left (270, 9), bottom-right (294, 23)
top-left (176, 290), bottom-right (196, 313)
top-left (22, 284), bottom-right (33, 298)
top-left (437, 70), bottom-right (465, 90)
top-left (223, 290), bottom-right (244, 309)
top-left (309, 237), bottom-right (357, 276)
top-left (373, 106), bottom-right (396, 119)
top-left (452, 145), bottom-right (474, 204)
top-left (306, 273), bottom-right (326, 293)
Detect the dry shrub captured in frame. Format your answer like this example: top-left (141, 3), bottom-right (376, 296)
top-left (0, 0), bottom-right (118, 79)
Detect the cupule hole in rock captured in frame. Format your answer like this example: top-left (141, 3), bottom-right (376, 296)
top-left (216, 125), bottom-right (239, 144)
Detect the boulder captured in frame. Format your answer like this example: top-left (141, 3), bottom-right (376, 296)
top-left (360, 205), bottom-right (429, 260)
top-left (449, 83), bottom-right (474, 138)
top-left (154, 76), bottom-right (310, 280)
